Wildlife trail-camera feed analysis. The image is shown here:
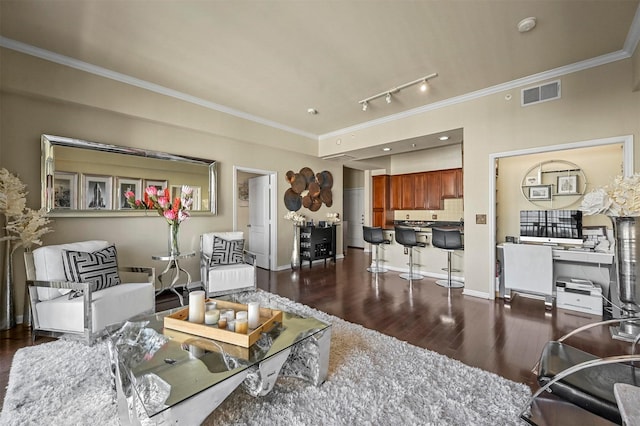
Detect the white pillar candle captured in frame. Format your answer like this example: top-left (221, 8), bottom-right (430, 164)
top-left (248, 302), bottom-right (260, 329)
top-left (205, 309), bottom-right (220, 325)
top-left (188, 290), bottom-right (205, 323)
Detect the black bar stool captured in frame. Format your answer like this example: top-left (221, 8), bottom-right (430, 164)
top-left (431, 227), bottom-right (464, 288)
top-left (363, 226), bottom-right (391, 274)
top-left (394, 226), bottom-right (426, 281)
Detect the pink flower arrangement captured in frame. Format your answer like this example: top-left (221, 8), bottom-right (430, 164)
top-left (126, 185), bottom-right (193, 225)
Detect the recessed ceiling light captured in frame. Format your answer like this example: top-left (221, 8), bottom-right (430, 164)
top-left (382, 147), bottom-right (392, 152)
top-left (517, 17), bottom-right (536, 33)
top-left (439, 136), bottom-right (449, 141)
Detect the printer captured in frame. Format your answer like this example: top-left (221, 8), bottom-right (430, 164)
top-left (556, 277), bottom-right (603, 316)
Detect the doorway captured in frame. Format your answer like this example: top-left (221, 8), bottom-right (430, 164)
top-left (344, 187), bottom-right (365, 248)
top-left (234, 166), bottom-right (278, 270)
top-left (488, 135), bottom-right (634, 298)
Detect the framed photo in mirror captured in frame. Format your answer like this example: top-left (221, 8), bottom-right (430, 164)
top-left (528, 185), bottom-right (551, 200)
top-left (82, 174), bottom-right (113, 210)
top-left (557, 175), bottom-right (578, 195)
top-left (116, 177), bottom-right (142, 209)
top-left (53, 171), bottom-right (77, 209)
top-left (171, 185), bottom-right (201, 210)
top-left (145, 179), bottom-right (168, 192)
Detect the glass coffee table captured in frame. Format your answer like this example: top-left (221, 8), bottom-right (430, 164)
top-left (107, 297), bottom-right (331, 425)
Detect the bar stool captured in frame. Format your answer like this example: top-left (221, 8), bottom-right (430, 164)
top-left (431, 227), bottom-right (464, 288)
top-left (394, 226), bottom-right (426, 281)
top-left (362, 226), bottom-right (391, 274)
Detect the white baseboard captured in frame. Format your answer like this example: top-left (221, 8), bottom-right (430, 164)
top-left (277, 253), bottom-right (345, 271)
top-left (462, 289), bottom-right (492, 299)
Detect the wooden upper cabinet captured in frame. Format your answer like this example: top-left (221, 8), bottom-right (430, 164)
top-left (372, 175), bottom-right (389, 209)
top-left (440, 168), bottom-right (463, 199)
top-left (401, 174), bottom-right (416, 209)
top-left (414, 173), bottom-right (427, 209)
top-left (425, 171), bottom-right (442, 210)
top-left (390, 175), bottom-right (403, 210)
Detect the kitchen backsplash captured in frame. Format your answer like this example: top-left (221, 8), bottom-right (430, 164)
top-left (393, 198), bottom-right (464, 222)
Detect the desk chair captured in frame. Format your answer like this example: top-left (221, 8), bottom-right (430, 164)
top-left (394, 227), bottom-right (426, 281)
top-left (431, 227), bottom-right (464, 288)
top-left (363, 226), bottom-right (391, 274)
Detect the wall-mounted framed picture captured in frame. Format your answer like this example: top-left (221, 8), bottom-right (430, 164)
top-left (528, 185), bottom-right (552, 200)
top-left (144, 179), bottom-right (168, 192)
top-left (557, 175), bottom-right (578, 195)
top-left (53, 171), bottom-right (78, 209)
top-left (116, 177), bottom-right (142, 209)
top-left (170, 185), bottom-right (201, 210)
top-left (82, 174), bottom-right (113, 209)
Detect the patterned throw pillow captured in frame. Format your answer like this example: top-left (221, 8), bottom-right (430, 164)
top-left (210, 237), bottom-right (244, 265)
top-left (62, 245), bottom-right (121, 297)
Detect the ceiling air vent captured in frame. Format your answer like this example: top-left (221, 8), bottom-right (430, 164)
top-left (521, 80), bottom-right (561, 107)
top-left (321, 153), bottom-right (357, 162)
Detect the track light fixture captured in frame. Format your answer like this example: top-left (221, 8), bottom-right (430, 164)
top-left (358, 72), bottom-right (437, 111)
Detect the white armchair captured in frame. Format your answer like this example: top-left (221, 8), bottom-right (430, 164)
top-left (25, 240), bottom-right (155, 345)
top-left (200, 231), bottom-right (256, 297)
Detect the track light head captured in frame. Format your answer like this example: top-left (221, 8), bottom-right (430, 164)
top-left (357, 72), bottom-right (437, 110)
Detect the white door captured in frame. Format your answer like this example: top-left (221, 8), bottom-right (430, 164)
top-left (344, 188), bottom-right (365, 248)
top-left (248, 175), bottom-right (270, 269)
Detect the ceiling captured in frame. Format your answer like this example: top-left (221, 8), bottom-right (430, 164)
top-left (1, 1), bottom-right (639, 147)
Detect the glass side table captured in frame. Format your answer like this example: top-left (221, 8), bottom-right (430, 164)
top-left (151, 251), bottom-right (196, 306)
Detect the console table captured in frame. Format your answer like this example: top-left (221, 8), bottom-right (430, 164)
top-left (299, 225), bottom-right (337, 268)
top-left (152, 251), bottom-right (196, 306)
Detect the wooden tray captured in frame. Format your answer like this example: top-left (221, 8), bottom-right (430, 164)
top-left (163, 299), bottom-right (282, 348)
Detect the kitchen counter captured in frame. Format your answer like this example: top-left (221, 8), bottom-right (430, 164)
top-left (394, 220), bottom-right (464, 229)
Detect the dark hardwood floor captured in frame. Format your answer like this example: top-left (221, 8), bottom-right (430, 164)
top-left (0, 248), bottom-right (629, 423)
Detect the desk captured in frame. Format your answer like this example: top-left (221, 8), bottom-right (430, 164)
top-left (498, 243), bottom-right (615, 311)
top-left (152, 251), bottom-right (196, 306)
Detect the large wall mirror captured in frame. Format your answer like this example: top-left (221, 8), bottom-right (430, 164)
top-left (41, 134), bottom-right (217, 216)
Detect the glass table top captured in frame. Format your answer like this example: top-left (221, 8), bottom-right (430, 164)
top-left (107, 298), bottom-right (330, 419)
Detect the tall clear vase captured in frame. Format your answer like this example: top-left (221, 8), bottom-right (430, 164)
top-left (291, 225), bottom-right (300, 270)
top-left (0, 238), bottom-right (15, 330)
top-left (168, 222), bottom-right (180, 256)
top-left (611, 216), bottom-right (640, 340)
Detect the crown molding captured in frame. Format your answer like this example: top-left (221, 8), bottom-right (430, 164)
top-left (623, 3), bottom-right (640, 55)
top-left (1, 25), bottom-right (636, 146)
top-left (0, 36), bottom-right (318, 141)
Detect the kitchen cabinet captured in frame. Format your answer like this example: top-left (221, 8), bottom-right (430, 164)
top-left (414, 173), bottom-right (427, 209)
top-left (424, 171), bottom-right (442, 210)
top-left (401, 174), bottom-right (416, 209)
top-left (441, 168), bottom-right (463, 199)
top-left (372, 175), bottom-right (393, 228)
top-left (390, 175), bottom-right (403, 210)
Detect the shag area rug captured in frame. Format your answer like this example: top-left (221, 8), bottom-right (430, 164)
top-left (1, 291), bottom-right (530, 425)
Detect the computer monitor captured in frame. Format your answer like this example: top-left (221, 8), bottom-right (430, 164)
top-left (519, 209), bottom-right (583, 245)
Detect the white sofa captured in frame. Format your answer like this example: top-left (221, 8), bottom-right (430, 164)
top-left (200, 232), bottom-right (256, 297)
top-left (26, 240), bottom-right (155, 345)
